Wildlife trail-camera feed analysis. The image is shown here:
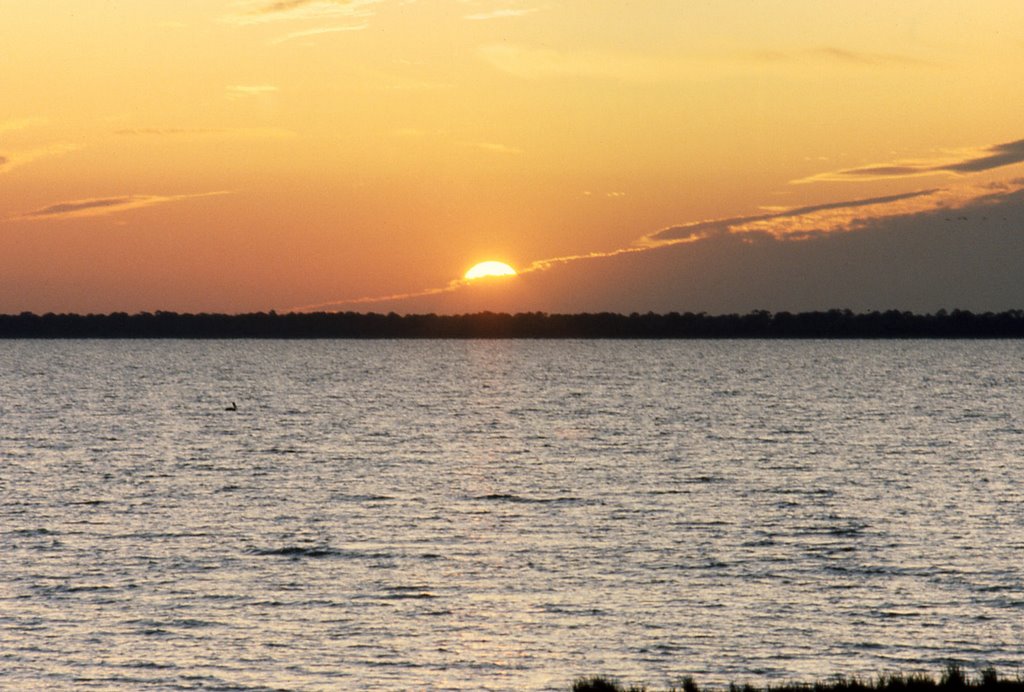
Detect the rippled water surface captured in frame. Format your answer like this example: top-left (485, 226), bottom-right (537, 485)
top-left (2, 340), bottom-right (1024, 690)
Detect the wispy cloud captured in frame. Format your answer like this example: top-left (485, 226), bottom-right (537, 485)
top-left (482, 41), bottom-right (929, 83)
top-left (226, 84), bottom-right (279, 98)
top-left (752, 46), bottom-right (929, 68)
top-left (798, 138), bottom-right (1024, 183)
top-left (259, 0), bottom-right (327, 12)
top-left (25, 197), bottom-right (144, 218)
top-left (0, 143), bottom-right (82, 175)
top-left (268, 22), bottom-right (368, 44)
top-left (15, 191), bottom-right (231, 221)
top-left (114, 126), bottom-right (296, 138)
top-left (228, 0), bottom-right (381, 25)
top-left (516, 193), bottom-right (945, 271)
top-left (645, 190), bottom-right (944, 244)
top-left (463, 141), bottom-right (523, 155)
top-left (465, 8), bottom-right (539, 21)
top-left (289, 284), bottom-right (462, 312)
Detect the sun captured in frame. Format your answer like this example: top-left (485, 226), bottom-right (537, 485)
top-left (464, 261), bottom-right (518, 280)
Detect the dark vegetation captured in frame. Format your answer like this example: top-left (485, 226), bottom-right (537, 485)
top-left (2, 309), bottom-right (1024, 338)
top-left (572, 665), bottom-right (1024, 692)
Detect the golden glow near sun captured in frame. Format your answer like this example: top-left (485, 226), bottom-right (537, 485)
top-left (3, 2), bottom-right (1024, 315)
top-left (464, 261), bottom-right (518, 281)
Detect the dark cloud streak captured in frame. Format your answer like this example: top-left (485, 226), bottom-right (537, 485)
top-left (16, 191), bottom-right (231, 221)
top-left (26, 197), bottom-right (134, 218)
top-left (944, 139), bottom-right (1024, 173)
top-left (808, 138), bottom-right (1024, 182)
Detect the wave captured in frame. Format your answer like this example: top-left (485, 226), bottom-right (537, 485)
top-left (472, 493), bottom-right (589, 505)
top-left (248, 546), bottom-right (395, 560)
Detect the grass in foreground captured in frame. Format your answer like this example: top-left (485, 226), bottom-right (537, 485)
top-left (573, 665), bottom-right (1024, 692)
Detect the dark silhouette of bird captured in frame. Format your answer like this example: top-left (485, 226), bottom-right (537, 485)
top-left (225, 401), bottom-right (237, 411)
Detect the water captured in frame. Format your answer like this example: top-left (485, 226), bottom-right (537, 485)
top-left (2, 340), bottom-right (1023, 690)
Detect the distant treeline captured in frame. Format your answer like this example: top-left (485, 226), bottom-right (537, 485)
top-left (2, 309), bottom-right (1024, 338)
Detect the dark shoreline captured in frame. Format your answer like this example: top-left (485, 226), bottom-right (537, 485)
top-left (573, 665), bottom-right (1024, 692)
top-left (2, 309), bottom-right (1024, 339)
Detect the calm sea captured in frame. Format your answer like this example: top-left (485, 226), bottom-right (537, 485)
top-left (2, 340), bottom-right (1023, 690)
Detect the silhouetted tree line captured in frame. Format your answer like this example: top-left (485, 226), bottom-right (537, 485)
top-left (2, 309), bottom-right (1024, 338)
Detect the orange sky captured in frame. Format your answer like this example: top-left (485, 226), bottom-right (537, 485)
top-left (3, 1), bottom-right (1024, 314)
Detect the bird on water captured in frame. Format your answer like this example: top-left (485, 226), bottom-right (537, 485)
top-left (225, 402), bottom-right (237, 411)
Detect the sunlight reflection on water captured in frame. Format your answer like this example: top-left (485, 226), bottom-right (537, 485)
top-left (1, 340), bottom-right (1023, 690)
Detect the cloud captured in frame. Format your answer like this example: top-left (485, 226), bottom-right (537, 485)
top-left (289, 284), bottom-right (461, 312)
top-left (798, 138), bottom-right (1024, 183)
top-left (944, 139), bottom-right (1024, 173)
top-left (482, 42), bottom-right (929, 83)
top-left (465, 8), bottom-right (539, 20)
top-left (517, 191), bottom-right (949, 276)
top-left (26, 197), bottom-right (139, 218)
top-left (114, 127), bottom-right (296, 139)
top-left (752, 46), bottom-right (929, 68)
top-left (268, 22), bottom-right (368, 44)
top-left (228, 0), bottom-right (381, 24)
top-left (645, 189), bottom-right (943, 244)
top-left (524, 186), bottom-right (1024, 315)
top-left (259, 0), bottom-right (325, 12)
top-left (16, 191), bottom-right (231, 221)
top-left (0, 143), bottom-right (82, 175)
top-left (226, 84), bottom-right (279, 98)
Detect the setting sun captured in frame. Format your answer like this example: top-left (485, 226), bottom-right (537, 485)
top-left (464, 261), bottom-right (518, 281)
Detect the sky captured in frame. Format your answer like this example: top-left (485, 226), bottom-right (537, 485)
top-left (2, 0), bottom-right (1024, 315)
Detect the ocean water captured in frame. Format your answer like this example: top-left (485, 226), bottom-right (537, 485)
top-left (1, 340), bottom-right (1023, 690)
